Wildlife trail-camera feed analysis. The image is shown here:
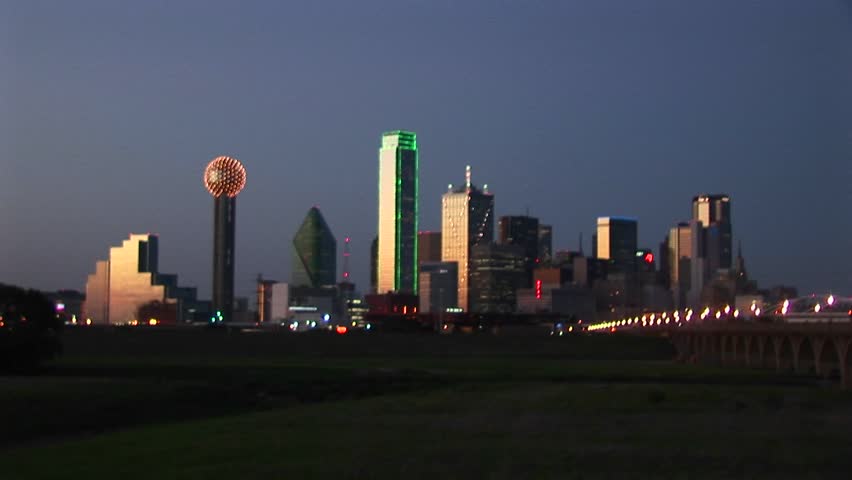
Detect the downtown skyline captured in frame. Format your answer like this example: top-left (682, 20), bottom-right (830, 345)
top-left (2, 1), bottom-right (850, 298)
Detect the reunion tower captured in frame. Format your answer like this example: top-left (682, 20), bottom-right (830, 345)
top-left (203, 156), bottom-right (247, 323)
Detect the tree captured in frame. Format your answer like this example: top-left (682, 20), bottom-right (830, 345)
top-left (0, 284), bottom-right (63, 370)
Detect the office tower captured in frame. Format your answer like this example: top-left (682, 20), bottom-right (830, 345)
top-left (692, 194), bottom-right (732, 271)
top-left (468, 244), bottom-right (525, 313)
top-left (595, 217), bottom-right (638, 273)
top-left (537, 224), bottom-right (553, 263)
top-left (85, 234), bottom-right (194, 324)
top-left (256, 275), bottom-right (276, 323)
top-left (667, 221), bottom-right (703, 308)
top-left (292, 206), bottom-right (337, 288)
top-left (498, 215), bottom-right (540, 288)
top-left (418, 261), bottom-right (458, 314)
top-left (203, 156), bottom-right (247, 323)
top-left (441, 166), bottom-right (494, 311)
top-left (377, 131), bottom-right (419, 294)
top-left (418, 231), bottom-right (442, 264)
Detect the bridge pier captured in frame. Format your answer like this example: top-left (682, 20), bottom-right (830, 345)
top-left (790, 335), bottom-right (804, 373)
top-left (833, 337), bottom-right (851, 389)
top-left (756, 336), bottom-right (767, 369)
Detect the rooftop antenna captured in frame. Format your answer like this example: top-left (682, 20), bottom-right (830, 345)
top-left (465, 165), bottom-right (471, 189)
top-left (342, 236), bottom-right (351, 281)
top-left (579, 232), bottom-right (584, 255)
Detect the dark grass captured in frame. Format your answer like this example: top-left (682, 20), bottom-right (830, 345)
top-left (3, 328), bottom-right (850, 479)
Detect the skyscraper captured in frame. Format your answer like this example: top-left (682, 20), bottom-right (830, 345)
top-left (85, 234), bottom-right (194, 324)
top-left (595, 217), bottom-right (638, 274)
top-left (499, 215), bottom-right (540, 288)
top-left (377, 131), bottom-right (419, 294)
top-left (692, 194), bottom-right (732, 271)
top-left (291, 206), bottom-right (337, 288)
top-left (469, 244), bottom-right (525, 313)
top-left (441, 166), bottom-right (494, 311)
top-left (418, 261), bottom-right (458, 314)
top-left (203, 156), bottom-right (247, 323)
top-left (667, 221), bottom-right (703, 308)
top-left (537, 224), bottom-right (553, 263)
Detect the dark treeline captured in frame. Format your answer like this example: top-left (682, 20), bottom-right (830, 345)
top-left (0, 283), bottom-right (62, 370)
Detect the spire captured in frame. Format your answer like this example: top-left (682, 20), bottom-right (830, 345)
top-left (579, 232), bottom-right (584, 255)
top-left (465, 165), bottom-right (471, 189)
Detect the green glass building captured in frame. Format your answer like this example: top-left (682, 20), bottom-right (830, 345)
top-left (292, 206), bottom-right (337, 288)
top-left (377, 131), bottom-right (419, 294)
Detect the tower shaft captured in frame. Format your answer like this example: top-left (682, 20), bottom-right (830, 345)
top-left (212, 195), bottom-right (236, 322)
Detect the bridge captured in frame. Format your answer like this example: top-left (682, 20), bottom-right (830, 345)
top-left (587, 295), bottom-right (852, 388)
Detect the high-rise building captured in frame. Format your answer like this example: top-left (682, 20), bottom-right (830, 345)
top-left (418, 231), bottom-right (442, 264)
top-left (85, 234), bottom-right (195, 325)
top-left (292, 206), bottom-right (337, 288)
top-left (468, 244), bottom-right (525, 313)
top-left (418, 261), bottom-right (458, 314)
top-left (595, 217), bottom-right (638, 274)
top-left (441, 166), bottom-right (494, 311)
top-left (537, 224), bottom-right (553, 263)
top-left (667, 221), bottom-right (703, 308)
top-left (692, 194), bottom-right (732, 271)
top-left (498, 215), bottom-right (539, 288)
top-left (377, 131), bottom-right (419, 294)
top-left (203, 156), bottom-right (247, 323)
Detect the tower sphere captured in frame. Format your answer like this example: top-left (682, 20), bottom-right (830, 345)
top-left (204, 156), bottom-right (246, 198)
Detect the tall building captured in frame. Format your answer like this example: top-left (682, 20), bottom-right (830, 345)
top-left (203, 156), bottom-right (247, 322)
top-left (667, 221), bottom-right (703, 308)
top-left (595, 217), bottom-right (638, 274)
top-left (498, 215), bottom-right (539, 288)
top-left (291, 206), bottom-right (337, 288)
top-left (537, 224), bottom-right (553, 263)
top-left (692, 194), bottom-right (732, 271)
top-left (418, 261), bottom-right (458, 314)
top-left (377, 131), bottom-right (419, 294)
top-left (441, 166), bottom-right (494, 311)
top-left (468, 244), bottom-right (525, 313)
top-left (85, 234), bottom-right (195, 325)
top-left (418, 231), bottom-right (442, 264)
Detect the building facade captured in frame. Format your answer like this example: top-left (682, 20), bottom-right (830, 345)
top-left (692, 194), bottom-right (733, 273)
top-left (498, 215), bottom-right (540, 288)
top-left (441, 166), bottom-right (494, 311)
top-left (537, 224), bottom-right (553, 263)
top-left (418, 261), bottom-right (458, 314)
top-left (468, 244), bottom-right (525, 313)
top-left (292, 206), bottom-right (337, 288)
top-left (377, 131), bottom-right (419, 294)
top-left (418, 231), bottom-right (442, 264)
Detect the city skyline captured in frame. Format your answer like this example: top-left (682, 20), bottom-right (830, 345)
top-left (2, 1), bottom-right (850, 298)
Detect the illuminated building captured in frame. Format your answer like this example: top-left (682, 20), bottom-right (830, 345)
top-left (418, 261), bottom-right (458, 314)
top-left (203, 156), bottom-right (247, 322)
top-left (377, 131), bottom-right (419, 294)
top-left (84, 234), bottom-right (194, 324)
top-left (537, 224), bottom-right (552, 263)
top-left (441, 166), bottom-right (494, 311)
top-left (418, 231), bottom-right (442, 264)
top-left (595, 217), bottom-right (638, 274)
top-left (498, 215), bottom-right (540, 288)
top-left (692, 194), bottom-right (732, 271)
top-left (291, 206), bottom-right (337, 288)
top-left (667, 221), bottom-right (704, 308)
top-left (468, 243), bottom-right (524, 313)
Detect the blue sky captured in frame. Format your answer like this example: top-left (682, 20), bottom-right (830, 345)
top-left (2, 0), bottom-right (850, 299)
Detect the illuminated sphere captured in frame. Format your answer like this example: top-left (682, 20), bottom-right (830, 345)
top-left (204, 156), bottom-right (246, 198)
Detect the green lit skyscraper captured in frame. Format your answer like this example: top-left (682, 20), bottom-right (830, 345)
top-left (377, 131), bottom-right (419, 294)
top-left (292, 206), bottom-right (337, 287)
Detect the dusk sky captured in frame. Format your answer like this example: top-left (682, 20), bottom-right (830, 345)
top-left (2, 0), bottom-right (850, 300)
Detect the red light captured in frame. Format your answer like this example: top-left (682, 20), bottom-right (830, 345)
top-left (644, 253), bottom-right (654, 264)
top-left (336, 326), bottom-right (348, 334)
top-left (343, 272), bottom-right (349, 278)
top-left (535, 280), bottom-right (542, 299)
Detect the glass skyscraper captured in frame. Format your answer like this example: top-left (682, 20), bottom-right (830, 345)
top-left (377, 131), bottom-right (419, 294)
top-left (441, 166), bottom-right (494, 311)
top-left (692, 194), bottom-right (732, 271)
top-left (291, 206), bottom-right (337, 288)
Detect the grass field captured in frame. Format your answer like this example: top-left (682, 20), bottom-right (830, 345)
top-left (2, 328), bottom-right (851, 479)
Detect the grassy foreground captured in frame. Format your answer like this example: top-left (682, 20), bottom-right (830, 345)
top-left (2, 328), bottom-right (851, 479)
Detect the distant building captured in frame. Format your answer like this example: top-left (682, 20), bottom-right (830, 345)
top-left (377, 131), bottom-right (419, 294)
top-left (269, 283), bottom-right (290, 322)
top-left (418, 231), bottom-right (442, 264)
top-left (469, 243), bottom-right (525, 313)
top-left (692, 194), bottom-right (732, 271)
top-left (292, 206), bottom-right (337, 288)
top-left (418, 261), bottom-right (458, 314)
top-left (441, 166), bottom-right (494, 311)
top-left (498, 215), bottom-right (539, 288)
top-left (667, 221), bottom-right (703, 308)
top-left (537, 224), bottom-right (553, 263)
top-left (84, 234), bottom-right (196, 324)
top-left (595, 217), bottom-right (638, 274)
